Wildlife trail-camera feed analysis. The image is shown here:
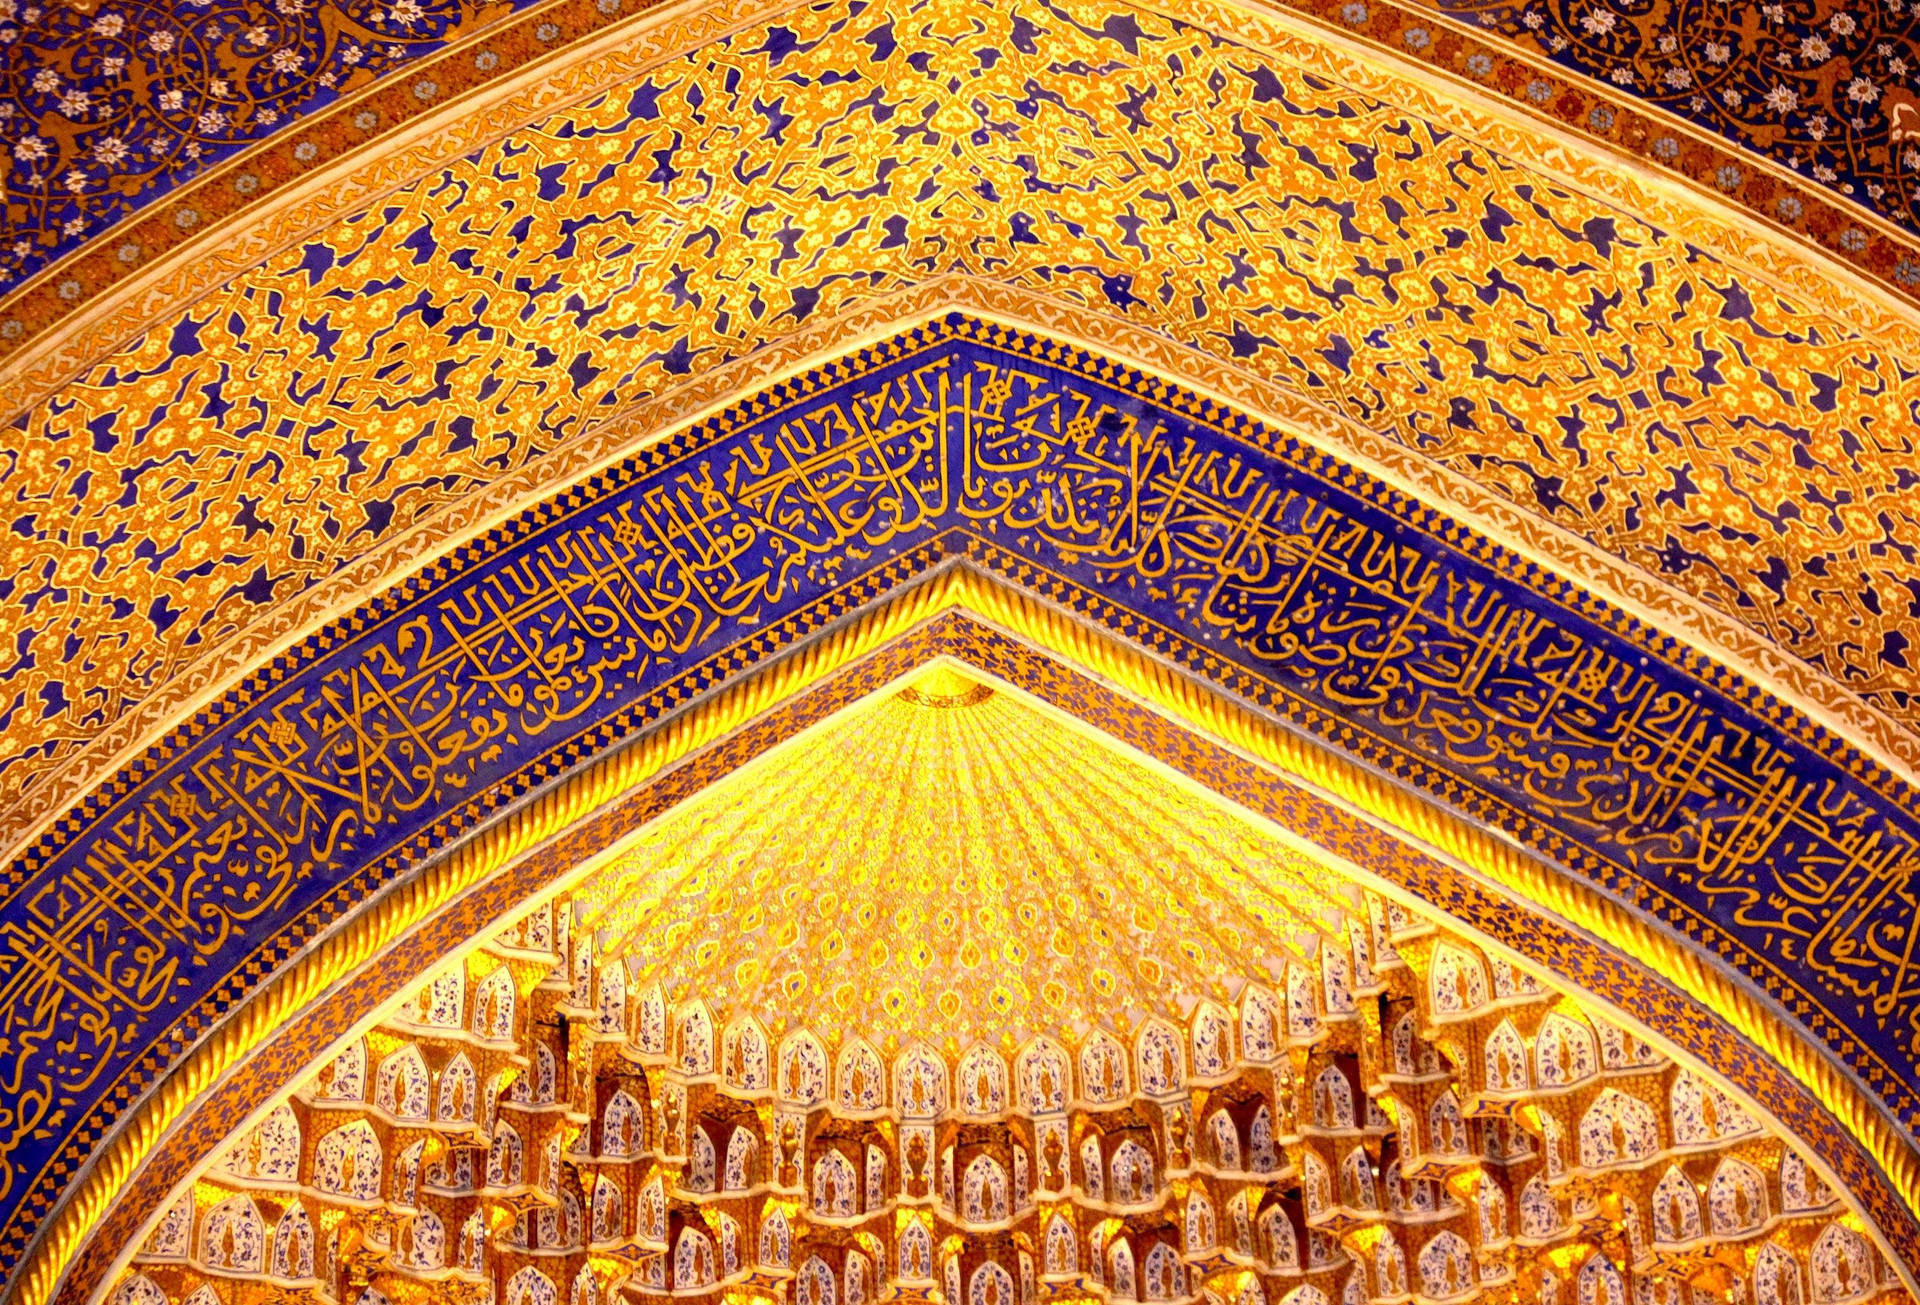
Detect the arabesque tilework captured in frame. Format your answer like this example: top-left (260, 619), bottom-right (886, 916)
top-left (6, 0), bottom-right (1920, 883)
top-left (4, 320), bottom-right (1919, 1294)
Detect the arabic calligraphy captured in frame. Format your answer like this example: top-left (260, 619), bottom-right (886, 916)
top-left (10, 0), bottom-right (1920, 884)
top-left (3, 325), bottom-right (1918, 1282)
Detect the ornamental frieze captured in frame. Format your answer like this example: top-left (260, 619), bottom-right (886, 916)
top-left (4, 0), bottom-right (1920, 899)
top-left (3, 322), bottom-right (1918, 1285)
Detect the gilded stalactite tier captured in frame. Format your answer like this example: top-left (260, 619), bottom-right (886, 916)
top-left (103, 871), bottom-right (1909, 1305)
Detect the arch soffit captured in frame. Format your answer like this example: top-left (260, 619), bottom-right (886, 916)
top-left (8, 2), bottom-right (1920, 1300)
top-left (4, 0), bottom-right (1920, 872)
top-left (10, 317), bottom-right (1920, 1305)
top-left (46, 594), bottom-right (1920, 1305)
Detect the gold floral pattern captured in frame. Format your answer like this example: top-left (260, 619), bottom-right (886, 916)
top-left (4, 0), bottom-right (1920, 858)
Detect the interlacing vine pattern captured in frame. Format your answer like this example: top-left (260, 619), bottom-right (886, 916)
top-left (0, 0), bottom-right (536, 293)
top-left (9, 0), bottom-right (1920, 854)
top-left (109, 891), bottom-right (1903, 1305)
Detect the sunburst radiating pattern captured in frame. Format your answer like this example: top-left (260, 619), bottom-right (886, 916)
top-left (575, 668), bottom-right (1353, 1049)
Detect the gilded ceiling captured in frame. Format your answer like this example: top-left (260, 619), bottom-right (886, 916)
top-left (572, 668), bottom-right (1355, 1047)
top-left (96, 669), bottom-right (1913, 1305)
top-left (4, 0), bottom-right (1920, 335)
top-left (6, 0), bottom-right (1920, 1301)
top-left (15, 322), bottom-right (1920, 1305)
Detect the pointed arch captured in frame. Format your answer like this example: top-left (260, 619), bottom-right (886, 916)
top-left (894, 1041), bottom-right (950, 1117)
top-left (486, 1120), bottom-right (525, 1187)
top-left (400, 1209), bottom-right (445, 1271)
top-left (1207, 1108), bottom-right (1241, 1170)
top-left (1708, 1157), bottom-right (1767, 1236)
top-left (1191, 1003), bottom-right (1233, 1078)
top-left (144, 1195), bottom-right (192, 1260)
top-left (1810, 1224), bottom-right (1877, 1305)
top-left (1520, 1176), bottom-right (1561, 1238)
top-left (473, 965), bottom-right (515, 1040)
top-left (1080, 1136), bottom-right (1105, 1201)
top-left (724, 1124), bottom-right (758, 1190)
top-left (688, 1125), bottom-right (717, 1192)
top-left (901, 1218), bottom-right (935, 1280)
top-left (1576, 1256), bottom-right (1624, 1305)
top-left (813, 1145), bottom-right (859, 1216)
top-left (113, 1279), bottom-right (169, 1305)
top-left (313, 1120), bottom-right (382, 1200)
top-left (1017, 1036), bottom-right (1070, 1114)
top-left (1577, 1089), bottom-right (1660, 1167)
top-left (780, 1030), bottom-right (828, 1104)
top-left (724, 1016), bottom-right (771, 1091)
top-left (759, 1206), bottom-right (791, 1267)
top-left (421, 968), bottom-right (463, 1027)
top-left (798, 1255), bottom-right (838, 1305)
top-left (1239, 985), bottom-right (1281, 1063)
top-left (1534, 1011), bottom-right (1598, 1087)
top-left (1484, 1019), bottom-right (1528, 1092)
top-left (633, 980), bottom-right (663, 1051)
top-left (271, 1202), bottom-right (315, 1279)
top-left (1285, 961), bottom-right (1320, 1038)
top-left (959, 1042), bottom-right (1010, 1115)
top-left (1079, 1030), bottom-right (1129, 1103)
top-left (1261, 1203), bottom-right (1299, 1271)
top-left (1784, 1152), bottom-right (1836, 1213)
top-left (602, 1087), bottom-right (645, 1157)
top-left (1047, 1212), bottom-right (1078, 1274)
top-left (591, 1175), bottom-right (623, 1242)
top-left (675, 1226), bottom-right (716, 1288)
top-left (837, 1036), bottom-right (887, 1111)
top-left (1144, 1242), bottom-right (1182, 1301)
top-left (436, 1051), bottom-right (477, 1123)
top-left (596, 961), bottom-right (627, 1035)
top-left (1109, 1237), bottom-right (1137, 1300)
top-left (963, 1152), bottom-right (1010, 1222)
top-left (1651, 1166), bottom-right (1703, 1244)
top-left (1312, 1063), bottom-right (1356, 1129)
top-left (972, 1261), bottom-right (1018, 1305)
top-left (1136, 1019), bottom-right (1184, 1095)
top-left (1756, 1244), bottom-right (1806, 1305)
top-left (1475, 1173), bottom-right (1507, 1242)
top-left (677, 1001), bottom-right (716, 1075)
top-left (1417, 1232), bottom-right (1475, 1299)
top-left (1429, 944), bottom-right (1489, 1015)
top-left (1110, 1138), bottom-right (1156, 1205)
top-left (201, 1195), bottom-right (267, 1272)
top-left (505, 1267), bottom-right (559, 1305)
top-left (314, 1040), bottom-right (366, 1101)
top-left (1342, 1145), bottom-right (1377, 1209)
top-left (1187, 1185), bottom-right (1217, 1250)
top-left (1427, 1089), bottom-right (1467, 1156)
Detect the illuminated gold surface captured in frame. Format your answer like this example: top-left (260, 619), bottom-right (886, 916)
top-left (111, 870), bottom-right (1902, 1305)
top-left (9, 0), bottom-right (1920, 876)
top-left (92, 652), bottom-right (1915, 1305)
top-left (576, 665), bottom-right (1352, 1048)
top-left (33, 567), bottom-right (1920, 1305)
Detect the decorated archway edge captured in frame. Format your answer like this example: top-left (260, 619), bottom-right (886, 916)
top-left (35, 599), bottom-right (1920, 1305)
top-left (6, 314), bottom-right (1920, 1289)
